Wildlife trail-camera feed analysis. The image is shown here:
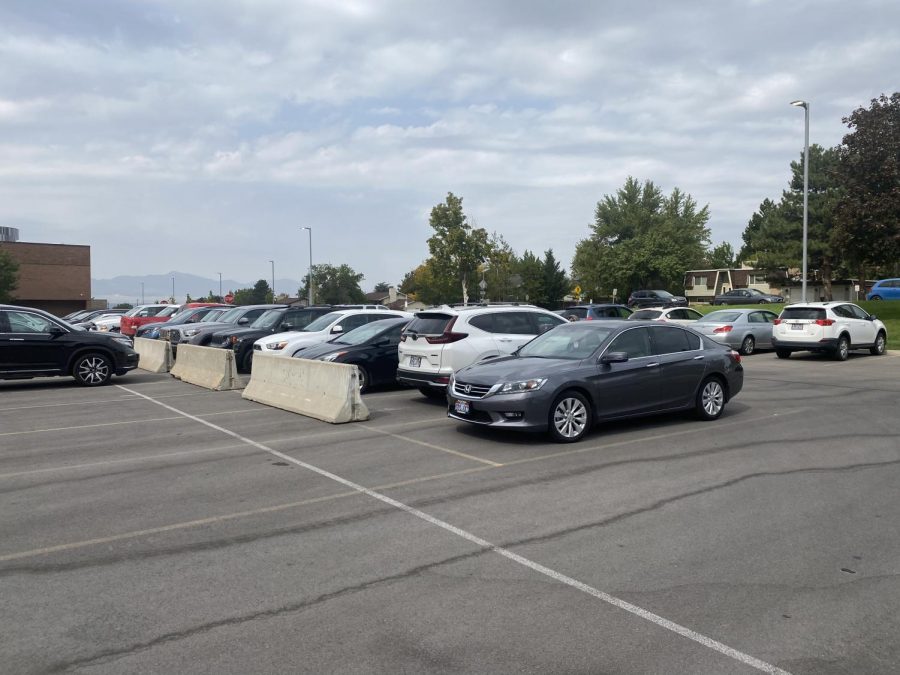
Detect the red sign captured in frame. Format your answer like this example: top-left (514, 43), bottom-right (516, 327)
top-left (224, 293), bottom-right (235, 304)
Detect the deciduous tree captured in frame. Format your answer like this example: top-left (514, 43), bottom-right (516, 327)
top-left (300, 264), bottom-right (366, 304)
top-left (427, 193), bottom-right (490, 304)
top-left (0, 249), bottom-right (18, 303)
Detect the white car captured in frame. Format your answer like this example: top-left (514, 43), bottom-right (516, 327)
top-left (91, 314), bottom-right (125, 332)
top-left (396, 304), bottom-right (567, 397)
top-left (627, 306), bottom-right (704, 324)
top-left (253, 309), bottom-right (412, 358)
top-left (772, 301), bottom-right (888, 360)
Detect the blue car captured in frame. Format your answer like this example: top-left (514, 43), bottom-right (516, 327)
top-left (867, 278), bottom-right (900, 301)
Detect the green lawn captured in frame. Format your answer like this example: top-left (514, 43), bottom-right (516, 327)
top-left (691, 301), bottom-right (900, 351)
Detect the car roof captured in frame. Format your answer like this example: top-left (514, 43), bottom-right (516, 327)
top-left (416, 303), bottom-right (546, 316)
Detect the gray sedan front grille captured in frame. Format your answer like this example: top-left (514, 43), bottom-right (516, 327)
top-left (452, 381), bottom-right (492, 399)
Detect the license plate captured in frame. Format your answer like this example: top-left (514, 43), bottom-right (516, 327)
top-left (791, 323), bottom-right (804, 330)
top-left (454, 400), bottom-right (470, 415)
top-left (409, 355), bottom-right (421, 367)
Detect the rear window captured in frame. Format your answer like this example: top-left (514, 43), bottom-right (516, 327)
top-left (780, 307), bottom-right (826, 321)
top-left (701, 311), bottom-right (742, 323)
top-left (630, 310), bottom-right (662, 320)
top-left (406, 313), bottom-right (454, 335)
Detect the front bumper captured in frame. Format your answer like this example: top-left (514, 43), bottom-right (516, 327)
top-left (115, 351), bottom-right (140, 375)
top-left (446, 389), bottom-right (551, 432)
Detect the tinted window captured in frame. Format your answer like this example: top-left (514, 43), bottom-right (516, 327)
top-left (630, 310), bottom-right (662, 320)
top-left (337, 314), bottom-right (369, 332)
top-left (6, 310), bottom-right (57, 333)
top-left (702, 311), bottom-right (742, 322)
top-left (469, 314), bottom-right (494, 332)
top-left (607, 328), bottom-right (652, 359)
top-left (685, 309), bottom-right (703, 320)
top-left (532, 313), bottom-right (565, 333)
top-left (650, 326), bottom-right (692, 354)
top-left (748, 312), bottom-right (766, 323)
top-left (831, 305), bottom-right (854, 319)
top-left (304, 312), bottom-right (346, 332)
top-left (564, 308), bottom-right (587, 320)
top-left (406, 313), bottom-right (454, 335)
top-left (492, 312), bottom-right (535, 335)
top-left (780, 307), bottom-right (825, 321)
top-left (617, 307), bottom-right (633, 318)
top-left (847, 304), bottom-right (869, 320)
top-left (683, 331), bottom-right (701, 350)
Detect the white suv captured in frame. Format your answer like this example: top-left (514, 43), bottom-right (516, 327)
top-left (397, 304), bottom-right (567, 397)
top-left (254, 309), bottom-right (412, 358)
top-left (772, 302), bottom-right (887, 360)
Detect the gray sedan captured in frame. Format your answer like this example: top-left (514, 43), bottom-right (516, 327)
top-left (447, 321), bottom-right (743, 443)
top-left (712, 288), bottom-right (784, 305)
top-left (692, 309), bottom-right (779, 355)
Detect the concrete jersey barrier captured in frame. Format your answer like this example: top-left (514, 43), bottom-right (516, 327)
top-left (242, 352), bottom-right (369, 423)
top-left (134, 337), bottom-right (173, 373)
top-left (171, 344), bottom-right (243, 391)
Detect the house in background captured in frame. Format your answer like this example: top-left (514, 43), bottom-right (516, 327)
top-left (683, 266), bottom-right (786, 303)
top-left (0, 228), bottom-right (101, 315)
top-left (364, 286), bottom-right (426, 312)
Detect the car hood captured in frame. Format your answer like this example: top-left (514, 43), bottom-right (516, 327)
top-left (455, 355), bottom-right (580, 385)
top-left (297, 341), bottom-right (370, 360)
top-left (260, 329), bottom-right (325, 345)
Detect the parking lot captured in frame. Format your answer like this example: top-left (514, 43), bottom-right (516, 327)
top-left (2, 351), bottom-right (900, 674)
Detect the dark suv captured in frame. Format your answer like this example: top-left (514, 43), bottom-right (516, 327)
top-left (557, 304), bottom-right (633, 321)
top-left (213, 306), bottom-right (336, 372)
top-left (627, 290), bottom-right (689, 309)
top-left (0, 305), bottom-right (139, 386)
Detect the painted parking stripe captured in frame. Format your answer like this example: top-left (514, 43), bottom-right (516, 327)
top-left (107, 384), bottom-right (790, 674)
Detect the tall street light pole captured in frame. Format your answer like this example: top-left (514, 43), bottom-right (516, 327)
top-left (302, 227), bottom-right (313, 306)
top-left (790, 100), bottom-right (809, 303)
top-left (140, 282), bottom-right (144, 304)
top-left (217, 272), bottom-right (222, 299)
top-left (269, 260), bottom-right (275, 302)
top-left (171, 276), bottom-right (175, 304)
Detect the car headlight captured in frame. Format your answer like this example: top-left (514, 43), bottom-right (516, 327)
top-left (496, 378), bottom-right (547, 395)
top-left (112, 337), bottom-right (133, 347)
top-left (319, 351), bottom-right (346, 362)
top-left (266, 341), bottom-right (288, 350)
top-left (183, 328), bottom-right (199, 337)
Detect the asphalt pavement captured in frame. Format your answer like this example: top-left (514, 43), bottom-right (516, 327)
top-left (1, 350), bottom-right (899, 674)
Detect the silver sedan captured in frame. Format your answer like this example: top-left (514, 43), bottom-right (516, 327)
top-left (692, 308), bottom-right (779, 355)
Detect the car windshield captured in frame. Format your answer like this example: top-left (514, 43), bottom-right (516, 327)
top-left (124, 306), bottom-right (147, 317)
top-left (303, 312), bottom-right (344, 332)
top-left (168, 308), bottom-right (198, 322)
top-left (746, 288), bottom-right (765, 296)
top-left (204, 309), bottom-right (226, 321)
top-left (251, 309), bottom-right (286, 328)
top-left (701, 311), bottom-right (743, 323)
top-left (216, 308), bottom-right (244, 322)
top-left (157, 305), bottom-right (181, 317)
top-left (518, 325), bottom-right (613, 360)
top-left (629, 310), bottom-right (662, 320)
top-left (333, 320), bottom-right (400, 345)
top-left (655, 290), bottom-right (674, 298)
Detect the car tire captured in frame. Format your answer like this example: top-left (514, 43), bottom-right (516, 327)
top-left (548, 390), bottom-right (592, 443)
top-left (72, 353), bottom-right (113, 387)
top-left (241, 350), bottom-right (253, 373)
top-left (870, 295), bottom-right (882, 301)
top-left (833, 334), bottom-right (850, 361)
top-left (758, 299), bottom-right (767, 304)
top-left (776, 349), bottom-right (791, 359)
top-left (695, 377), bottom-right (726, 421)
top-left (870, 331), bottom-right (887, 356)
top-left (355, 365), bottom-right (369, 394)
top-left (739, 335), bottom-right (755, 356)
top-left (418, 386), bottom-right (445, 400)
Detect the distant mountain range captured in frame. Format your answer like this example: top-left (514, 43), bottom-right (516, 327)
top-left (91, 271), bottom-right (302, 306)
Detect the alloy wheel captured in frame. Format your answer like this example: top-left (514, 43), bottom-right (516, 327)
top-left (553, 396), bottom-right (588, 439)
top-left (76, 355), bottom-right (111, 386)
top-left (701, 380), bottom-right (724, 417)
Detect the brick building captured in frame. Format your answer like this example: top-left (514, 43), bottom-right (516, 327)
top-left (0, 239), bottom-right (94, 315)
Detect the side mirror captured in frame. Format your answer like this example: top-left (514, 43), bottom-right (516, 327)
top-left (280, 323), bottom-right (294, 331)
top-left (600, 351), bottom-right (629, 364)
top-left (238, 317), bottom-right (249, 325)
top-left (48, 325), bottom-right (66, 336)
top-left (869, 314), bottom-right (877, 321)
top-left (331, 325), bottom-right (343, 334)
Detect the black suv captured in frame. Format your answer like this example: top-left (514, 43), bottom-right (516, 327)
top-left (213, 305), bottom-right (336, 372)
top-left (0, 305), bottom-right (139, 386)
top-left (627, 290), bottom-right (689, 309)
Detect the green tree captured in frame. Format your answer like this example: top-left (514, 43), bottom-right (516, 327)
top-left (833, 92), bottom-right (900, 280)
top-left (373, 281), bottom-right (391, 293)
top-left (427, 193), bottom-right (490, 304)
top-left (233, 279), bottom-right (271, 305)
top-left (572, 177), bottom-right (710, 298)
top-left (299, 264), bottom-right (366, 304)
top-left (541, 249), bottom-right (569, 309)
top-left (0, 249), bottom-right (19, 303)
top-left (482, 232), bottom-right (516, 301)
top-left (742, 144), bottom-right (843, 298)
top-left (705, 242), bottom-right (736, 268)
top-left (514, 250), bottom-right (544, 304)
top-left (113, 303), bottom-right (133, 309)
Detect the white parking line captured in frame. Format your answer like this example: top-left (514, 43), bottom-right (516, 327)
top-left (105, 384), bottom-right (790, 674)
top-left (0, 390), bottom-right (211, 413)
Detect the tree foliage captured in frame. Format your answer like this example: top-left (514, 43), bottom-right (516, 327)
top-left (741, 144), bottom-right (843, 297)
top-left (0, 249), bottom-right (19, 303)
top-left (299, 264), bottom-right (366, 304)
top-left (833, 92), bottom-right (900, 271)
top-left (373, 281), bottom-right (391, 293)
top-left (233, 279), bottom-right (271, 306)
top-left (705, 242), bottom-right (736, 268)
top-left (427, 193), bottom-right (490, 304)
top-left (572, 177), bottom-right (711, 298)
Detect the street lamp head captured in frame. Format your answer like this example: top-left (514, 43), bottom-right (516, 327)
top-left (790, 100), bottom-right (808, 108)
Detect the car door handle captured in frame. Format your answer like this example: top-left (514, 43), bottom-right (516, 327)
top-left (497, 338), bottom-right (513, 342)
top-left (9, 338), bottom-right (24, 341)
top-left (693, 355), bottom-right (704, 360)
top-left (645, 362), bottom-right (659, 368)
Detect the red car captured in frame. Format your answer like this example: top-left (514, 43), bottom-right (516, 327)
top-left (120, 303), bottom-right (226, 337)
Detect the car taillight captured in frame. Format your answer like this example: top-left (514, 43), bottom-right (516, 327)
top-left (424, 316), bottom-right (468, 344)
top-left (814, 319), bottom-right (835, 326)
top-left (713, 325), bottom-right (733, 333)
top-left (729, 350), bottom-right (742, 364)
top-left (400, 334), bottom-right (407, 342)
top-left (773, 319), bottom-right (782, 325)
top-left (585, 315), bottom-right (593, 321)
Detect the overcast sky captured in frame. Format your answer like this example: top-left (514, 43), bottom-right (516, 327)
top-left (1, 0), bottom-right (897, 292)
